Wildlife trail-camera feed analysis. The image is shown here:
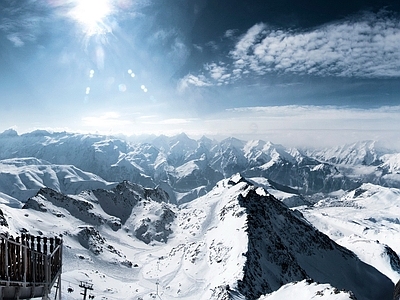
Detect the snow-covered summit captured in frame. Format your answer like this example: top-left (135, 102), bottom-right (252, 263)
top-left (0, 174), bottom-right (394, 299)
top-left (1, 130), bottom-right (400, 202)
top-left (307, 140), bottom-right (392, 166)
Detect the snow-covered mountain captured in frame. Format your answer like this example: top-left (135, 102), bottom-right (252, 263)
top-left (2, 130), bottom-right (389, 203)
top-left (0, 175), bottom-right (394, 299)
top-left (306, 140), bottom-right (400, 190)
top-left (0, 157), bottom-right (116, 202)
top-left (1, 129), bottom-right (400, 298)
top-left (306, 140), bottom-right (390, 166)
top-left (300, 183), bottom-right (400, 284)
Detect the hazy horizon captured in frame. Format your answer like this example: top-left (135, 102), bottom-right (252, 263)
top-left (1, 0), bottom-right (399, 148)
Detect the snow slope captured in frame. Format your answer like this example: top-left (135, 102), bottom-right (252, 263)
top-left (300, 183), bottom-right (400, 284)
top-left (0, 176), bottom-right (394, 299)
top-left (306, 140), bottom-right (400, 191)
top-left (259, 279), bottom-right (355, 300)
top-left (0, 157), bottom-right (116, 201)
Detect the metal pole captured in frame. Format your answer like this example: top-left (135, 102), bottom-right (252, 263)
top-left (79, 281), bottom-right (93, 300)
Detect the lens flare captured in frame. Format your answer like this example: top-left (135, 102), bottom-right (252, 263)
top-left (69, 0), bottom-right (113, 36)
top-left (118, 84), bottom-right (127, 92)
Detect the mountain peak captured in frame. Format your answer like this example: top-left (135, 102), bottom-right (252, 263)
top-left (0, 128), bottom-right (18, 137)
top-left (235, 187), bottom-right (393, 300)
top-left (227, 173), bottom-right (249, 186)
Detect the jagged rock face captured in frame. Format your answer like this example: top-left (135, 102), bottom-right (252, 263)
top-left (385, 245), bottom-right (400, 274)
top-left (233, 186), bottom-right (393, 300)
top-left (23, 198), bottom-right (48, 212)
top-left (394, 280), bottom-right (400, 300)
top-left (144, 185), bottom-right (171, 203)
top-left (93, 181), bottom-right (172, 224)
top-left (0, 209), bottom-right (8, 227)
top-left (76, 226), bottom-right (107, 255)
top-left (134, 204), bottom-right (176, 244)
top-left (92, 181), bottom-right (143, 224)
top-left (238, 190), bottom-right (310, 297)
top-left (24, 188), bottom-right (121, 230)
top-left (74, 226), bottom-right (132, 267)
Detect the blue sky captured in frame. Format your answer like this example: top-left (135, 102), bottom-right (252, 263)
top-left (1, 0), bottom-right (400, 148)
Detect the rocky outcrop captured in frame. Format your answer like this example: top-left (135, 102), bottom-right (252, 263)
top-left (234, 182), bottom-right (393, 300)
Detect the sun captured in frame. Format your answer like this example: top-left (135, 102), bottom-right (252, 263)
top-left (69, 0), bottom-right (113, 36)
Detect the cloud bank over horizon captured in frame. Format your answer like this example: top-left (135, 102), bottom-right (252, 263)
top-left (4, 105), bottom-right (400, 150)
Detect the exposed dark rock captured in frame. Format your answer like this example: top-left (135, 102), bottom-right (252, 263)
top-left (235, 187), bottom-right (393, 300)
top-left (0, 209), bottom-right (8, 227)
top-left (134, 205), bottom-right (176, 244)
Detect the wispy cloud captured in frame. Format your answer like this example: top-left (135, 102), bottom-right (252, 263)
top-left (159, 118), bottom-right (191, 125)
top-left (177, 74), bottom-right (212, 92)
top-left (231, 12), bottom-right (400, 78)
top-left (181, 11), bottom-right (400, 90)
top-left (0, 1), bottom-right (49, 47)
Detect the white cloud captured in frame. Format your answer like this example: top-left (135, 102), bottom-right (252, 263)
top-left (6, 33), bottom-right (24, 47)
top-left (224, 29), bottom-right (238, 38)
top-left (159, 119), bottom-right (191, 125)
top-left (180, 12), bottom-right (400, 90)
top-left (8, 106), bottom-right (400, 150)
top-left (233, 23), bottom-right (266, 58)
top-left (177, 74), bottom-right (212, 93)
top-left (231, 12), bottom-right (400, 78)
top-left (0, 7), bottom-right (43, 47)
top-left (82, 112), bottom-right (132, 129)
top-left (205, 63), bottom-right (231, 83)
top-left (213, 105), bottom-right (400, 148)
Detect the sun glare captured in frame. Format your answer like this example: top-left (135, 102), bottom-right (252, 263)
top-left (70, 0), bottom-right (112, 35)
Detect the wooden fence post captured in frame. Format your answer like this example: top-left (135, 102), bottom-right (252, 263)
top-left (5, 238), bottom-right (9, 285)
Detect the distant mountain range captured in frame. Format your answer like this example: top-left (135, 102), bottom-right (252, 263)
top-left (0, 129), bottom-right (399, 298)
top-left (1, 129), bottom-right (400, 204)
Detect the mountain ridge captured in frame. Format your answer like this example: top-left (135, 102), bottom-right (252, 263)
top-left (3, 130), bottom-right (399, 204)
top-left (0, 174), bottom-right (394, 299)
